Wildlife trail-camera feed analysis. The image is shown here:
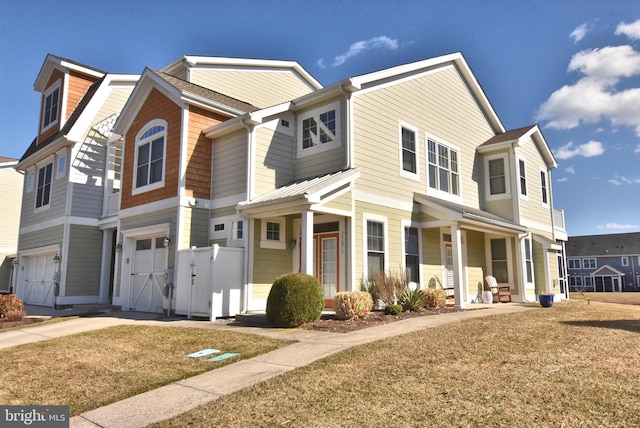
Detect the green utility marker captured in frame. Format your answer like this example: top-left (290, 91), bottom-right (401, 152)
top-left (187, 349), bottom-right (221, 358)
top-left (208, 352), bottom-right (239, 362)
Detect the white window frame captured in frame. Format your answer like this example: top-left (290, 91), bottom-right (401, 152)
top-left (539, 168), bottom-right (549, 206)
top-left (523, 237), bottom-right (534, 285)
top-left (297, 101), bottom-right (341, 158)
top-left (583, 258), bottom-right (596, 269)
top-left (41, 80), bottom-right (61, 132)
top-left (363, 213), bottom-right (388, 279)
top-left (517, 156), bottom-right (528, 200)
top-left (401, 220), bottom-right (422, 287)
top-left (398, 121), bottom-right (420, 180)
top-left (622, 256), bottom-right (629, 267)
top-left (261, 217), bottom-right (286, 250)
top-left (132, 119), bottom-right (167, 195)
top-left (569, 276), bottom-right (583, 288)
top-left (584, 275), bottom-right (594, 290)
top-left (231, 220), bottom-right (244, 241)
top-left (34, 157), bottom-right (54, 213)
top-left (426, 134), bottom-right (462, 203)
top-left (484, 153), bottom-right (510, 200)
top-left (568, 259), bottom-right (581, 270)
top-left (56, 148), bottom-right (67, 178)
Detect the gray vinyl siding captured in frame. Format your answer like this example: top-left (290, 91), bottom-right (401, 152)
top-left (211, 206), bottom-right (237, 218)
top-left (352, 66), bottom-right (494, 208)
top-left (19, 167), bottom-right (68, 229)
top-left (0, 255), bottom-right (13, 291)
top-left (120, 208), bottom-right (177, 232)
top-left (190, 69), bottom-right (315, 109)
top-left (212, 130), bottom-right (247, 199)
top-left (65, 224), bottom-right (102, 297)
top-left (18, 226), bottom-right (64, 251)
top-left (186, 207), bottom-right (209, 248)
top-left (254, 127), bottom-right (294, 195)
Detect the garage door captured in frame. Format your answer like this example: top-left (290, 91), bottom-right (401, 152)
top-left (130, 237), bottom-right (167, 312)
top-left (23, 253), bottom-right (56, 307)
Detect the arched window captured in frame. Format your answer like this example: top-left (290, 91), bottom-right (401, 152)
top-left (133, 120), bottom-right (166, 193)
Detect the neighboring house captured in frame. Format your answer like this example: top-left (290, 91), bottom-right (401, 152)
top-left (17, 51), bottom-right (568, 314)
top-left (0, 156), bottom-right (22, 293)
top-left (566, 232), bottom-right (640, 292)
top-left (14, 55), bottom-right (138, 307)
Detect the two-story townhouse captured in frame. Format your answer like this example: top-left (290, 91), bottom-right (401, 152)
top-left (202, 52), bottom-right (568, 312)
top-left (566, 232), bottom-right (640, 292)
top-left (0, 156), bottom-right (22, 293)
top-left (108, 57), bottom-right (321, 312)
top-left (14, 55), bottom-right (138, 308)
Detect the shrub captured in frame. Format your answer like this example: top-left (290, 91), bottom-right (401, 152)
top-left (266, 273), bottom-right (324, 328)
top-left (422, 288), bottom-right (447, 309)
top-left (334, 291), bottom-right (373, 320)
top-left (0, 294), bottom-right (24, 319)
top-left (401, 287), bottom-right (425, 312)
top-left (360, 270), bottom-right (409, 307)
top-left (384, 304), bottom-right (403, 316)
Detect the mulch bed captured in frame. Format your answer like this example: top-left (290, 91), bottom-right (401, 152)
top-left (299, 306), bottom-right (466, 333)
top-left (0, 317), bottom-right (46, 331)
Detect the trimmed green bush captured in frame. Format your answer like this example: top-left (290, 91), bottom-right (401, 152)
top-left (384, 304), bottom-right (403, 316)
top-left (0, 294), bottom-right (25, 320)
top-left (422, 288), bottom-right (447, 309)
top-left (266, 273), bottom-right (324, 328)
top-left (334, 291), bottom-right (374, 320)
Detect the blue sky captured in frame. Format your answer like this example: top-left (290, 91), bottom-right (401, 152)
top-left (1, 0), bottom-right (640, 237)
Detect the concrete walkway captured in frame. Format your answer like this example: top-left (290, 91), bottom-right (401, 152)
top-left (2, 304), bottom-right (532, 427)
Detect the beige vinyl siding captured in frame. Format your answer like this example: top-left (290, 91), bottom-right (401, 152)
top-left (251, 216), bottom-right (294, 301)
top-left (0, 166), bottom-right (22, 250)
top-left (421, 228), bottom-right (442, 287)
top-left (352, 67), bottom-right (494, 208)
top-left (18, 226), bottom-right (64, 251)
top-left (548, 251), bottom-right (559, 294)
top-left (254, 127), bottom-right (294, 196)
top-left (485, 198), bottom-right (515, 221)
top-left (19, 165), bottom-right (68, 229)
top-left (533, 240), bottom-right (546, 294)
top-left (190, 69), bottom-right (315, 108)
top-left (465, 230), bottom-right (487, 297)
top-left (212, 130), bottom-right (247, 199)
top-left (65, 224), bottom-right (102, 296)
top-left (322, 191), bottom-right (353, 213)
top-left (294, 98), bottom-right (347, 180)
top-left (516, 140), bottom-right (554, 234)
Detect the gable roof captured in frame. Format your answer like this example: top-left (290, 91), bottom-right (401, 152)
top-left (592, 265), bottom-right (625, 277)
top-left (18, 77), bottom-right (104, 166)
top-left (567, 232), bottom-right (640, 257)
top-left (478, 124), bottom-right (558, 169)
top-left (34, 54), bottom-right (105, 92)
top-left (112, 68), bottom-right (259, 135)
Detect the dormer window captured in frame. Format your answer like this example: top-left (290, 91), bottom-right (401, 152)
top-left (297, 102), bottom-right (341, 157)
top-left (42, 82), bottom-right (61, 131)
top-left (132, 120), bottom-right (166, 195)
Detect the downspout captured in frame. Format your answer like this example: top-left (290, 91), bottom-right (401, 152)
top-left (240, 120), bottom-right (255, 313)
top-left (340, 83), bottom-right (355, 170)
top-left (340, 83), bottom-right (356, 290)
top-left (510, 143), bottom-right (527, 302)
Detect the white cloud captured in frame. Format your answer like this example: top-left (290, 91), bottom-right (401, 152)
top-left (597, 222), bottom-right (640, 230)
top-left (570, 23), bottom-right (588, 43)
top-left (556, 177), bottom-right (569, 182)
top-left (317, 59), bottom-right (326, 69)
top-left (323, 36), bottom-right (399, 68)
top-left (568, 45), bottom-right (640, 81)
top-left (615, 19), bottom-right (640, 40)
top-left (554, 141), bottom-right (604, 159)
top-left (565, 166), bottom-right (576, 174)
top-left (635, 144), bottom-right (640, 153)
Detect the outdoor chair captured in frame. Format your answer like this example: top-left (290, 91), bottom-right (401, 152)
top-left (484, 275), bottom-right (512, 303)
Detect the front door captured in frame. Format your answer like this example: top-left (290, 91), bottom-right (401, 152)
top-left (130, 237), bottom-right (167, 312)
top-left (316, 233), bottom-right (339, 308)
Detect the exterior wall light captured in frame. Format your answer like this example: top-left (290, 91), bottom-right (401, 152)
top-left (53, 254), bottom-right (60, 264)
top-left (163, 236), bottom-right (172, 247)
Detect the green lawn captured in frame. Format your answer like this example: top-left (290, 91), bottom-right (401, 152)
top-left (153, 300), bottom-right (640, 427)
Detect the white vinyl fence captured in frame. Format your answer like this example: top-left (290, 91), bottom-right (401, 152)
top-left (175, 245), bottom-right (243, 318)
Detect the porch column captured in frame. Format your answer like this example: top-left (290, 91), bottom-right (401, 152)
top-left (452, 223), bottom-right (465, 309)
top-left (301, 210), bottom-right (314, 275)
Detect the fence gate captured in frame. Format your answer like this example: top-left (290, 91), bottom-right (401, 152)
top-left (175, 245), bottom-right (243, 318)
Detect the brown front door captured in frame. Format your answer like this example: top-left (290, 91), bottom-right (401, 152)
top-left (300, 232), bottom-right (340, 308)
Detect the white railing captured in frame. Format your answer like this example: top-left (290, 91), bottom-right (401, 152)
top-left (553, 209), bottom-right (567, 240)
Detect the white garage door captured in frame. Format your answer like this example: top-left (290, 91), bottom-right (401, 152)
top-left (23, 253), bottom-right (56, 307)
top-left (130, 237), bottom-right (167, 313)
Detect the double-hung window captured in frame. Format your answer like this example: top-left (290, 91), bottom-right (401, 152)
top-left (489, 158), bottom-right (506, 195)
top-left (36, 162), bottom-right (53, 209)
top-left (134, 121), bottom-right (166, 193)
top-left (518, 158), bottom-right (527, 197)
top-left (400, 124), bottom-right (418, 177)
top-left (490, 238), bottom-right (509, 283)
top-left (298, 102), bottom-right (340, 157)
top-left (540, 170), bottom-right (548, 205)
top-left (427, 138), bottom-right (459, 197)
top-left (583, 258), bottom-right (596, 269)
top-left (42, 82), bottom-right (60, 131)
top-left (367, 220), bottom-right (385, 277)
top-left (568, 259), bottom-right (581, 270)
top-left (404, 227), bottom-right (419, 283)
